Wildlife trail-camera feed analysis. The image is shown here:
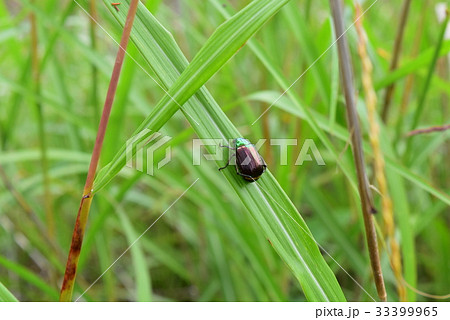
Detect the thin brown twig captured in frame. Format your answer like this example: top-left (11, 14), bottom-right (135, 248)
top-left (59, 0), bottom-right (140, 302)
top-left (381, 0), bottom-right (412, 122)
top-left (401, 279), bottom-right (450, 300)
top-left (406, 124), bottom-right (450, 137)
top-left (329, 0), bottom-right (386, 301)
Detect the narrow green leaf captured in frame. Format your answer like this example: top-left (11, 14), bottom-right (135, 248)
top-left (374, 40), bottom-right (450, 90)
top-left (0, 255), bottom-right (59, 301)
top-left (115, 202), bottom-right (153, 301)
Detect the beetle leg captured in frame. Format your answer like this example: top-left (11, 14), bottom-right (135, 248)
top-left (235, 165), bottom-right (254, 180)
top-left (219, 144), bottom-right (234, 150)
top-left (218, 153), bottom-right (236, 171)
top-left (236, 170), bottom-right (257, 182)
top-left (260, 156), bottom-right (267, 173)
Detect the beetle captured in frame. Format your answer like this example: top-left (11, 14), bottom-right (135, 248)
top-left (218, 138), bottom-right (266, 182)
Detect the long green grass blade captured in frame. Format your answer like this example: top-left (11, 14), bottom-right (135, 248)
top-left (96, 0), bottom-right (345, 301)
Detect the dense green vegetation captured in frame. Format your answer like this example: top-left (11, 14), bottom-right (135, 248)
top-left (0, 0), bottom-right (448, 301)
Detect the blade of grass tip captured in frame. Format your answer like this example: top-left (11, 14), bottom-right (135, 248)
top-left (100, 1), bottom-right (346, 301)
top-left (59, 0), bottom-right (140, 302)
top-left (30, 0), bottom-right (54, 240)
top-left (404, 9), bottom-right (450, 161)
top-left (355, 7), bottom-right (406, 301)
top-left (380, 0), bottom-right (412, 122)
top-left (329, 0), bottom-right (386, 301)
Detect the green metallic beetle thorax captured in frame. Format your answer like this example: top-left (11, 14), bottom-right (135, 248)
top-left (235, 138), bottom-right (252, 148)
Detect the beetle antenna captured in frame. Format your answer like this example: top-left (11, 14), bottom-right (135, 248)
top-left (219, 144), bottom-right (233, 150)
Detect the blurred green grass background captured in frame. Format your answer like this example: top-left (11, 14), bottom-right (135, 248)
top-left (0, 0), bottom-right (449, 301)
